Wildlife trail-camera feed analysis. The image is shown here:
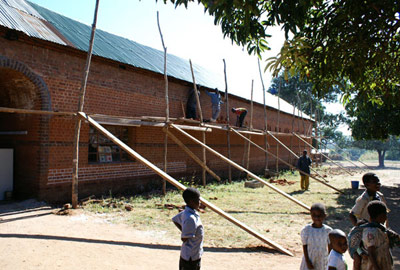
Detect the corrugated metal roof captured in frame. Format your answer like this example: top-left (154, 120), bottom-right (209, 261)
top-left (1, 0), bottom-right (311, 120)
top-left (0, 0), bottom-right (66, 45)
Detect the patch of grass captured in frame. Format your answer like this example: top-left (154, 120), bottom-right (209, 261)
top-left (83, 165), bottom-right (362, 252)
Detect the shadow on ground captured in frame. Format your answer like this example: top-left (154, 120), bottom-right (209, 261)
top-left (325, 186), bottom-right (400, 269)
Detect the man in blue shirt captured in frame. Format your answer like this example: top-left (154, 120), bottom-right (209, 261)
top-left (205, 88), bottom-right (223, 122)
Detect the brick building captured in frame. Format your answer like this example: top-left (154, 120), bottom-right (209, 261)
top-left (0, 1), bottom-right (313, 202)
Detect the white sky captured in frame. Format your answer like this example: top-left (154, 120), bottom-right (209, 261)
top-left (28, 0), bottom-right (349, 135)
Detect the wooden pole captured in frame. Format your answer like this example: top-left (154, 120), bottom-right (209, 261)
top-left (170, 123), bottom-right (311, 211)
top-left (267, 131), bottom-right (331, 183)
top-left (71, 0), bottom-right (100, 209)
top-left (258, 59), bottom-right (269, 173)
top-left (246, 80), bottom-right (254, 176)
top-left (276, 78), bottom-right (281, 172)
top-left (189, 60), bottom-right (206, 187)
top-left (163, 128), bottom-right (221, 181)
top-left (231, 128), bottom-right (344, 194)
top-left (316, 138), bottom-right (370, 170)
top-left (157, 11), bottom-right (168, 195)
top-left (223, 59), bottom-right (232, 183)
top-left (290, 102), bottom-right (296, 166)
top-left (292, 132), bottom-right (354, 176)
top-left (79, 112), bottom-right (293, 256)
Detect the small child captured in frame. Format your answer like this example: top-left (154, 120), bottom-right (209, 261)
top-left (362, 201), bottom-right (398, 270)
top-left (349, 172), bottom-right (387, 226)
top-left (327, 229), bottom-right (348, 270)
top-left (349, 173), bottom-right (387, 269)
top-left (300, 203), bottom-right (332, 270)
top-left (172, 188), bottom-right (204, 270)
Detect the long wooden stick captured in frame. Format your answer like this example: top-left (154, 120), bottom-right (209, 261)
top-left (316, 138), bottom-right (370, 170)
top-left (71, 0), bottom-right (100, 209)
top-left (0, 107), bottom-right (75, 116)
top-left (170, 123), bottom-right (310, 211)
top-left (292, 132), bottom-right (354, 176)
top-left (189, 60), bottom-right (206, 186)
top-left (157, 11), bottom-right (168, 195)
top-left (267, 131), bottom-right (331, 183)
top-left (258, 59), bottom-right (269, 172)
top-left (163, 128), bottom-right (220, 181)
top-left (231, 128), bottom-right (344, 194)
top-left (276, 78), bottom-right (281, 172)
top-left (223, 59), bottom-right (232, 183)
top-left (79, 112), bottom-right (293, 256)
top-left (246, 80), bottom-right (254, 174)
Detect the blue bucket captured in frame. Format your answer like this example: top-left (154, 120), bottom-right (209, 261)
top-left (351, 181), bottom-right (359, 190)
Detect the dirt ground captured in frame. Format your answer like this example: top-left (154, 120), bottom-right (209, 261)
top-left (0, 162), bottom-right (399, 270)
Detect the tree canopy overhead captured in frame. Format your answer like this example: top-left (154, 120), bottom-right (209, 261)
top-left (165, 0), bottom-right (400, 105)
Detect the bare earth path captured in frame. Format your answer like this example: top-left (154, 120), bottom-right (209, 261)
top-left (0, 162), bottom-right (399, 270)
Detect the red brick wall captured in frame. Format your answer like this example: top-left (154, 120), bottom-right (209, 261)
top-left (0, 28), bottom-right (313, 202)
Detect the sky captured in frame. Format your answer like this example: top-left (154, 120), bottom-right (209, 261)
top-left (28, 0), bottom-right (349, 134)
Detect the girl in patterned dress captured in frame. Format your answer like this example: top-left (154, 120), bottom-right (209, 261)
top-left (300, 203), bottom-right (332, 270)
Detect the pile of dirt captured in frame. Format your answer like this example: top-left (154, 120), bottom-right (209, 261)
top-left (269, 178), bottom-right (296, 186)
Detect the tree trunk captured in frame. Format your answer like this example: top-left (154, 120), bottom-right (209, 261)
top-left (377, 150), bottom-right (386, 168)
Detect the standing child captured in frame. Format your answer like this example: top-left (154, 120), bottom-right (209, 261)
top-left (349, 172), bottom-right (388, 270)
top-left (300, 203), bottom-right (332, 270)
top-left (172, 188), bottom-right (204, 270)
top-left (362, 201), bottom-right (399, 270)
top-left (327, 229), bottom-right (348, 270)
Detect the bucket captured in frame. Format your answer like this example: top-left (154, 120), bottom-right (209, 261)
top-left (351, 181), bottom-right (359, 190)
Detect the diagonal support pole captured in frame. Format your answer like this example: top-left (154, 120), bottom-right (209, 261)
top-left (230, 128), bottom-right (344, 194)
top-left (163, 127), bottom-right (220, 181)
top-left (79, 112), bottom-right (293, 256)
top-left (292, 132), bottom-right (354, 176)
top-left (170, 123), bottom-right (311, 211)
top-left (267, 131), bottom-right (330, 183)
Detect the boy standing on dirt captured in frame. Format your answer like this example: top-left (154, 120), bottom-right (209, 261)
top-left (327, 229), bottom-right (348, 270)
top-left (172, 188), bottom-right (204, 270)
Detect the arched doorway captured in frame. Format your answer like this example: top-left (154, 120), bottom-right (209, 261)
top-left (0, 56), bottom-right (51, 199)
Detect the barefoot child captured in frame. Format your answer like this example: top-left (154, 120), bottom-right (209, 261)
top-left (327, 229), bottom-right (348, 270)
top-left (300, 203), bottom-right (332, 270)
top-left (172, 188), bottom-right (204, 270)
top-left (362, 201), bottom-right (400, 270)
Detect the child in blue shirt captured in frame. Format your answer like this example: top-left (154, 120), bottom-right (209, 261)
top-left (172, 188), bottom-right (204, 270)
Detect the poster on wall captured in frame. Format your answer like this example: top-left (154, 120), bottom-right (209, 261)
top-left (98, 146), bottom-right (112, 162)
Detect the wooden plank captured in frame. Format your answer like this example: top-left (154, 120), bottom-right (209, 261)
top-left (79, 112), bottom-right (293, 256)
top-left (223, 59), bottom-right (232, 183)
top-left (0, 107), bottom-right (75, 116)
top-left (292, 132), bottom-right (354, 176)
top-left (170, 123), bottom-right (311, 211)
top-left (164, 128), bottom-right (221, 181)
top-left (231, 128), bottom-right (344, 194)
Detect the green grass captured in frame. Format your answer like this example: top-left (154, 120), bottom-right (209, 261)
top-left (83, 166), bottom-right (362, 252)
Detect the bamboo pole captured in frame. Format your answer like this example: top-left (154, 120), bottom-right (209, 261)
top-left (258, 59), bottom-right (269, 173)
top-left (316, 138), bottom-right (370, 170)
top-left (79, 112), bottom-right (293, 256)
top-left (163, 128), bottom-right (221, 181)
top-left (246, 80), bottom-right (254, 176)
top-left (276, 78), bottom-right (281, 172)
top-left (170, 123), bottom-right (311, 211)
top-left (189, 60), bottom-right (206, 187)
top-left (267, 131), bottom-right (331, 183)
top-left (231, 128), bottom-right (344, 194)
top-left (71, 0), bottom-right (100, 209)
top-left (223, 59), bottom-right (232, 183)
top-left (292, 132), bottom-right (354, 176)
top-left (290, 102), bottom-right (296, 166)
top-left (157, 11), bottom-right (168, 195)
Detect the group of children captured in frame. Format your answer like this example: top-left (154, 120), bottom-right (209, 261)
top-left (301, 172), bottom-right (399, 270)
top-left (171, 173), bottom-right (398, 270)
